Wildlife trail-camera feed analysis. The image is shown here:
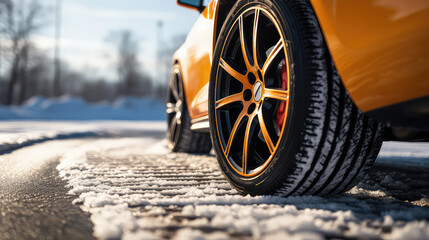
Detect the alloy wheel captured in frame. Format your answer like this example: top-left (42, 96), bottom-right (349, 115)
top-left (213, 7), bottom-right (291, 177)
top-left (166, 67), bottom-right (184, 149)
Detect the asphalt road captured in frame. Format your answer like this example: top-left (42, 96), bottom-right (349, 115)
top-left (0, 143), bottom-right (94, 240)
top-left (0, 126), bottom-right (428, 240)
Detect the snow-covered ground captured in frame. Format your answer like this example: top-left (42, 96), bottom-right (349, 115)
top-left (0, 96), bottom-right (165, 120)
top-left (55, 137), bottom-right (429, 240)
top-left (1, 121), bottom-right (428, 240)
top-left (0, 96), bottom-right (166, 153)
top-left (0, 121), bottom-right (166, 154)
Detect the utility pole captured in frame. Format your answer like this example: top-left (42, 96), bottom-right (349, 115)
top-left (156, 20), bottom-right (164, 99)
top-left (53, 0), bottom-right (62, 97)
top-left (0, 42), bottom-right (2, 104)
top-left (0, 10), bottom-right (1, 81)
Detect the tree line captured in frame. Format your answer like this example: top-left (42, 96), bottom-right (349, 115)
top-left (0, 0), bottom-right (181, 106)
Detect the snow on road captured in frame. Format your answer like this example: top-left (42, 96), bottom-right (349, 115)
top-left (0, 121), bottom-right (165, 154)
top-left (1, 121), bottom-right (428, 239)
top-left (54, 132), bottom-right (429, 240)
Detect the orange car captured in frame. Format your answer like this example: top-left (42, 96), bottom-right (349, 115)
top-left (167, 0), bottom-right (429, 196)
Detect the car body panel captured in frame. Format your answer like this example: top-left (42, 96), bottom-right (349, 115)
top-left (310, 0), bottom-right (429, 112)
top-left (174, 0), bottom-right (428, 125)
top-left (173, 0), bottom-right (218, 119)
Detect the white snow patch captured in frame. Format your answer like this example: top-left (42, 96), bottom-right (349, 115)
top-left (387, 221), bottom-right (429, 240)
top-left (0, 121), bottom-right (166, 154)
top-left (173, 228), bottom-right (229, 240)
top-left (379, 141), bottom-right (429, 158)
top-left (0, 139), bottom-right (88, 183)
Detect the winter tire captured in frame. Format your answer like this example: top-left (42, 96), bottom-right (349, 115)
top-left (208, 0), bottom-right (383, 196)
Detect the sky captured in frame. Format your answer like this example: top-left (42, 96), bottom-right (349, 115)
top-left (35, 0), bottom-right (201, 84)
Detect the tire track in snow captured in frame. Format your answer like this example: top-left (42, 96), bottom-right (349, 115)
top-left (57, 138), bottom-right (429, 240)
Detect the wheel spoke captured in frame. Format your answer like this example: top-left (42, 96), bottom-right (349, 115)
top-left (216, 93), bottom-right (242, 109)
top-left (262, 39), bottom-right (284, 76)
top-left (177, 76), bottom-right (184, 99)
top-left (257, 111), bottom-right (274, 154)
top-left (173, 114), bottom-right (181, 141)
top-left (252, 9), bottom-right (260, 69)
top-left (168, 115), bottom-right (178, 141)
top-left (239, 15), bottom-right (253, 69)
top-left (242, 113), bottom-right (256, 174)
top-left (219, 58), bottom-right (247, 84)
top-left (168, 115), bottom-right (176, 131)
top-left (264, 88), bottom-right (289, 101)
top-left (170, 76), bottom-right (180, 101)
top-left (225, 110), bottom-right (246, 156)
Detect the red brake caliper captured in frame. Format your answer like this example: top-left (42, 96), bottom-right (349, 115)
top-left (276, 59), bottom-right (287, 130)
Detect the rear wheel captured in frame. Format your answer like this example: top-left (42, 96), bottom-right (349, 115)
top-left (208, 0), bottom-right (383, 196)
top-left (166, 64), bottom-right (212, 153)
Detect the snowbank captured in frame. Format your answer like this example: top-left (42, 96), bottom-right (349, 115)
top-left (0, 96), bottom-right (165, 154)
top-left (0, 95), bottom-right (165, 120)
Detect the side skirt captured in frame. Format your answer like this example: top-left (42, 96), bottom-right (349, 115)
top-left (190, 115), bottom-right (210, 132)
top-left (366, 95), bottom-right (429, 131)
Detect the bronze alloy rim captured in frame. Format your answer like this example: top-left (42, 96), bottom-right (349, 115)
top-left (214, 6), bottom-right (291, 177)
top-left (167, 66), bottom-right (184, 149)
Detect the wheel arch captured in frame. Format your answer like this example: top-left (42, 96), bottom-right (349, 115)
top-left (212, 1), bottom-right (236, 57)
top-left (307, 0), bottom-right (429, 124)
top-left (212, 0), bottom-right (368, 118)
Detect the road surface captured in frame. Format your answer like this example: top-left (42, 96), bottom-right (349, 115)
top-left (0, 121), bottom-right (428, 240)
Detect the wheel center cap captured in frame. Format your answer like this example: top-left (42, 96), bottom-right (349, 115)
top-left (253, 82), bottom-right (262, 102)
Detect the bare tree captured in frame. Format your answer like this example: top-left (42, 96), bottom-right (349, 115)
top-left (80, 78), bottom-right (116, 103)
top-left (0, 0), bottom-right (44, 105)
top-left (23, 48), bottom-right (53, 99)
top-left (52, 0), bottom-right (61, 97)
top-left (17, 42), bottom-right (28, 104)
top-left (106, 30), bottom-right (152, 97)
